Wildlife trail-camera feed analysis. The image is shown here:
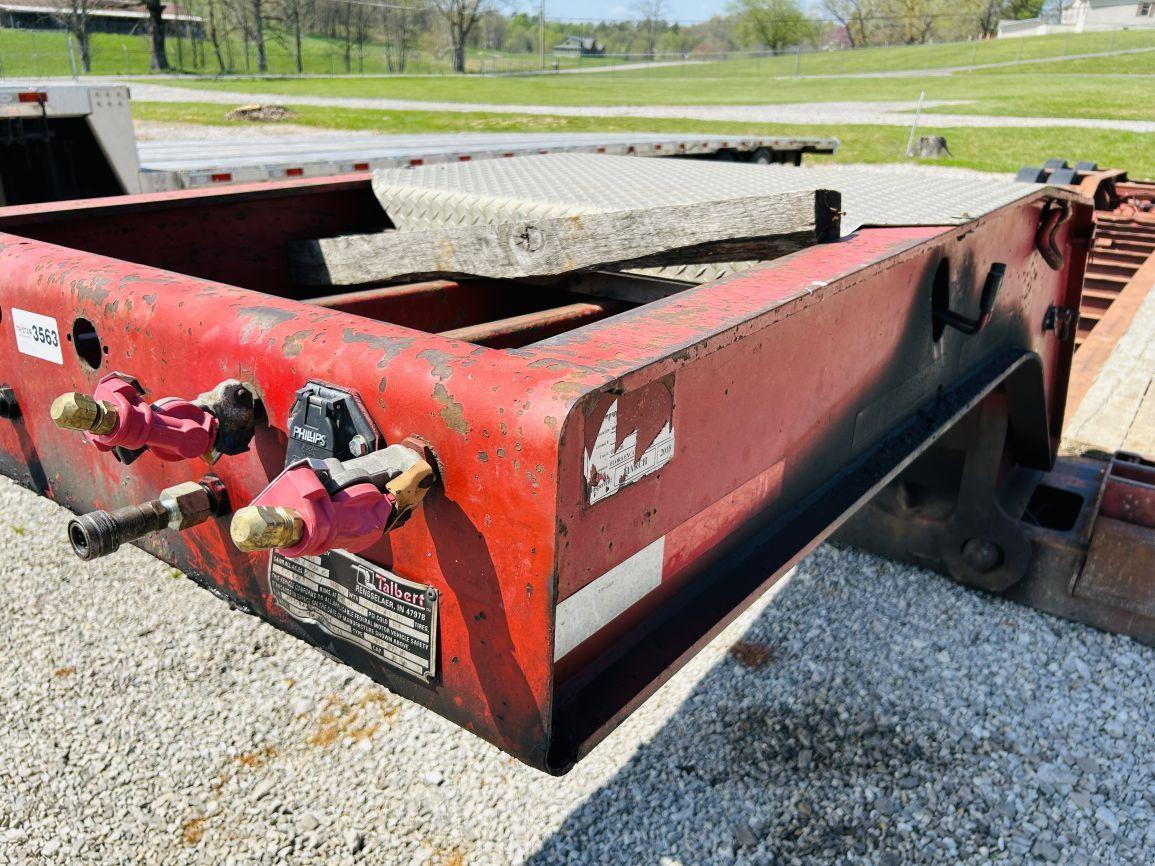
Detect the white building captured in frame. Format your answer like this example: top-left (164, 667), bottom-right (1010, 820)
top-left (999, 0), bottom-right (1155, 38)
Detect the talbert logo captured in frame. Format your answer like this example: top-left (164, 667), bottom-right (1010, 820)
top-left (291, 425), bottom-right (326, 446)
top-left (354, 564), bottom-right (426, 609)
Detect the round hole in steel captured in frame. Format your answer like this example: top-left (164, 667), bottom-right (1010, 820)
top-left (931, 258), bottom-right (950, 342)
top-left (72, 318), bottom-right (103, 370)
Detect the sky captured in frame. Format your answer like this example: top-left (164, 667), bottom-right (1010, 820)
top-left (534, 0), bottom-right (732, 25)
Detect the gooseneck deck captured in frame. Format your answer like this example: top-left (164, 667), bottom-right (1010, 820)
top-left (0, 156), bottom-right (1103, 771)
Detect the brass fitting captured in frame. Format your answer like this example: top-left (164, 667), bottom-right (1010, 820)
top-left (230, 505), bottom-right (304, 553)
top-left (50, 392), bottom-right (118, 435)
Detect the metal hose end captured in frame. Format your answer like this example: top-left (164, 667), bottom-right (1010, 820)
top-left (67, 511), bottom-right (121, 561)
top-left (66, 500), bottom-right (169, 561)
top-left (50, 393), bottom-right (118, 435)
top-left (230, 506), bottom-right (304, 553)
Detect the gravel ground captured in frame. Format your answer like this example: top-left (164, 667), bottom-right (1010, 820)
top-left (1, 475), bottom-right (1153, 866)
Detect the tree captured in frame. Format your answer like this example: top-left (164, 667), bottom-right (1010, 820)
top-left (730, 0), bottom-right (816, 52)
top-left (144, 0), bottom-right (170, 69)
top-left (632, 0), bottom-right (666, 56)
top-left (432, 0), bottom-right (485, 73)
top-left (204, 0), bottom-right (232, 72)
top-left (884, 0), bottom-right (936, 43)
top-left (382, 4), bottom-right (422, 72)
top-left (279, 0), bottom-right (310, 72)
top-left (822, 0), bottom-right (877, 46)
top-left (248, 0), bottom-right (268, 72)
top-left (53, 0), bottom-right (92, 72)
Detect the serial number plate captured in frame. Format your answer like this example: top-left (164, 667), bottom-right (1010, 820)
top-left (269, 550), bottom-right (438, 681)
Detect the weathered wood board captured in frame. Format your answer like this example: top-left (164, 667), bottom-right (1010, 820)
top-left (289, 190), bottom-right (841, 286)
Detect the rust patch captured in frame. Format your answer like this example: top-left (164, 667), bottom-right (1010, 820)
top-left (418, 348), bottom-right (455, 382)
top-left (281, 329), bottom-right (313, 358)
top-left (342, 328), bottom-right (415, 368)
top-left (235, 745), bottom-right (277, 769)
top-left (71, 275), bottom-right (111, 307)
top-left (52, 666), bottom-right (76, 678)
top-left (729, 640), bottom-right (776, 670)
top-left (181, 817), bottom-right (205, 846)
top-left (433, 383), bottom-right (470, 436)
top-left (550, 380), bottom-right (587, 400)
top-left (238, 305), bottom-right (296, 342)
top-left (308, 688), bottom-right (399, 747)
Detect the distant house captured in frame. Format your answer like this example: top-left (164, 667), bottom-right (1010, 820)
top-left (552, 35), bottom-right (605, 56)
top-left (0, 0), bottom-right (203, 37)
top-left (999, 0), bottom-right (1155, 37)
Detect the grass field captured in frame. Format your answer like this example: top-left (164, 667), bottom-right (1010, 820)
top-left (150, 66), bottom-right (1155, 122)
top-left (134, 101), bottom-right (1155, 176)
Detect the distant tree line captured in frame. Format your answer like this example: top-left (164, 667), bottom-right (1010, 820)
top-left (47, 0), bottom-right (1051, 75)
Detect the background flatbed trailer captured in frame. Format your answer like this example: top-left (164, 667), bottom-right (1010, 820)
top-left (137, 130), bottom-right (839, 192)
top-left (0, 84), bottom-right (839, 202)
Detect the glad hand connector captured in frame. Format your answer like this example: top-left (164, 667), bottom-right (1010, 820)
top-left (230, 441), bottom-right (435, 557)
top-left (68, 476), bottom-right (228, 561)
top-left (50, 374), bottom-right (256, 463)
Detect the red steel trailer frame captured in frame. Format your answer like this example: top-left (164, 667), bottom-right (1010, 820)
top-left (0, 175), bottom-right (1090, 772)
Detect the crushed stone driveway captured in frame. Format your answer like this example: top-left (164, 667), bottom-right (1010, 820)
top-left (117, 82), bottom-right (1155, 132)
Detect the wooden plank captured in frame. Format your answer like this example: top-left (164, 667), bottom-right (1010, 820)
top-left (289, 190), bottom-right (840, 286)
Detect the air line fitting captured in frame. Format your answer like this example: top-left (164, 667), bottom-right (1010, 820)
top-left (67, 476), bottom-right (228, 561)
top-left (51, 392), bottom-right (118, 435)
top-left (50, 374), bottom-right (257, 463)
top-left (230, 443), bottom-right (435, 557)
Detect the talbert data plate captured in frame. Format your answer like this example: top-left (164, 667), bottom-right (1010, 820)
top-left (269, 549), bottom-right (438, 681)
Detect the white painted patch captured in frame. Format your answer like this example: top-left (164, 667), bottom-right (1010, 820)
top-left (11, 309), bottom-right (63, 365)
top-left (554, 537), bottom-right (665, 661)
top-left (584, 399), bottom-right (675, 505)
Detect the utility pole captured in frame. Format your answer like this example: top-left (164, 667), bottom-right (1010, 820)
top-left (539, 0), bottom-right (545, 69)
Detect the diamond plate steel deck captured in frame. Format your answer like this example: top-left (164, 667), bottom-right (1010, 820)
top-left (372, 155), bottom-right (1043, 283)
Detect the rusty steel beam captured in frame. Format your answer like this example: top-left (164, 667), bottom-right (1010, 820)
top-left (438, 300), bottom-right (628, 348)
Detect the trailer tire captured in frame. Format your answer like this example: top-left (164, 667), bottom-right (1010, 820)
top-left (751, 147), bottom-right (773, 165)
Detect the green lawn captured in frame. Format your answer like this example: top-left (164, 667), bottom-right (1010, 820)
top-left (147, 67), bottom-right (1155, 122)
top-left (133, 101), bottom-right (1155, 176)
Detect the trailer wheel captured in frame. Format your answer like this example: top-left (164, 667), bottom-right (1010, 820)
top-left (750, 147), bottom-right (773, 165)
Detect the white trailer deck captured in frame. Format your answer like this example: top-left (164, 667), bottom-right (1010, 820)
top-left (136, 131), bottom-right (839, 191)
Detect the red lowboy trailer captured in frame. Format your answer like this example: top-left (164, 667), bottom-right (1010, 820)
top-left (0, 158), bottom-right (1091, 772)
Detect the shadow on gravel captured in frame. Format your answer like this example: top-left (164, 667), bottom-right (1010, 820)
top-left (526, 545), bottom-right (1155, 866)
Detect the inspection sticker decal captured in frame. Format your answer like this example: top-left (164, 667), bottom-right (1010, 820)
top-left (269, 550), bottom-right (438, 681)
top-left (11, 308), bottom-right (63, 364)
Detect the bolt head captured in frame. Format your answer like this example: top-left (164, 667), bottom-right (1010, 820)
top-left (348, 434), bottom-right (370, 457)
top-left (961, 537), bottom-right (1004, 574)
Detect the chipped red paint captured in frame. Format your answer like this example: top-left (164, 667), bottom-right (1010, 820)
top-left (0, 176), bottom-right (1091, 772)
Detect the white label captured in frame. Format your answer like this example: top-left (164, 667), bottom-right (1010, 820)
top-left (12, 309), bottom-right (63, 364)
top-left (584, 399), bottom-right (675, 505)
